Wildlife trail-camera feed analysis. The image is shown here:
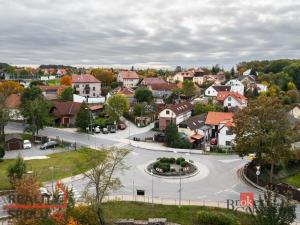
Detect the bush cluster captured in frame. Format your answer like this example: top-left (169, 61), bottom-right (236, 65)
top-left (153, 162), bottom-right (170, 172)
top-left (197, 211), bottom-right (240, 225)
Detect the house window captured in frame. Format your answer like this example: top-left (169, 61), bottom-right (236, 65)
top-left (226, 130), bottom-right (233, 135)
top-left (226, 141), bottom-right (231, 146)
top-left (208, 91), bottom-right (210, 94)
top-left (228, 97), bottom-right (231, 101)
top-left (166, 110), bottom-right (170, 115)
top-left (93, 93), bottom-right (95, 97)
top-left (228, 103), bottom-right (231, 107)
top-left (93, 87), bottom-right (95, 91)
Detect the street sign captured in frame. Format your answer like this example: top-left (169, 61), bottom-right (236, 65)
top-left (256, 171), bottom-right (260, 176)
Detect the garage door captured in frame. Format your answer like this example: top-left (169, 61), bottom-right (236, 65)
top-left (8, 142), bottom-right (21, 150)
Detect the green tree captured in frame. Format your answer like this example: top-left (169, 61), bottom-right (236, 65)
top-left (284, 62), bottom-right (300, 89)
top-left (7, 154), bottom-right (26, 187)
top-left (182, 80), bottom-right (195, 97)
top-left (81, 147), bottom-right (129, 225)
top-left (22, 98), bottom-right (50, 135)
top-left (175, 66), bottom-right (182, 73)
top-left (250, 191), bottom-right (296, 225)
top-left (133, 103), bottom-right (146, 116)
top-left (193, 102), bottom-right (217, 115)
top-left (134, 87), bottom-right (153, 103)
top-left (0, 145), bottom-right (5, 160)
top-left (287, 81), bottom-right (296, 90)
top-left (165, 123), bottom-right (178, 147)
top-left (232, 96), bottom-right (294, 183)
top-left (60, 87), bottom-right (74, 101)
top-left (75, 102), bottom-right (91, 131)
top-left (21, 86), bottom-right (43, 103)
top-left (107, 94), bottom-right (129, 121)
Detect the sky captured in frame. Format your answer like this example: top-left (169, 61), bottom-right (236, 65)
top-left (0, 0), bottom-right (300, 69)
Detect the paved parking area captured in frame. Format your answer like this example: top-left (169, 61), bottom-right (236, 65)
top-left (3, 146), bottom-right (64, 159)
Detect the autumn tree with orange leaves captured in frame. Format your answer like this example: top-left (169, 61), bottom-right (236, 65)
top-left (60, 75), bottom-right (72, 86)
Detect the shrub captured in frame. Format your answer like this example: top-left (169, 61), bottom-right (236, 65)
top-left (153, 162), bottom-right (170, 173)
top-left (22, 132), bottom-right (32, 141)
top-left (159, 157), bottom-right (176, 164)
top-left (0, 145), bottom-right (5, 160)
top-left (176, 157), bottom-right (186, 165)
top-left (171, 139), bottom-right (192, 149)
top-left (197, 211), bottom-right (240, 225)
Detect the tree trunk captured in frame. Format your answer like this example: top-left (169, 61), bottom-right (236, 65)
top-left (97, 206), bottom-right (106, 225)
top-left (269, 159), bottom-right (274, 184)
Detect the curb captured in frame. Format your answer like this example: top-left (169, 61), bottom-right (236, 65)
top-left (239, 164), bottom-right (266, 192)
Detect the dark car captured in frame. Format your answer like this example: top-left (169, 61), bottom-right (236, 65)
top-left (110, 127), bottom-right (116, 133)
top-left (118, 123), bottom-right (126, 130)
top-left (40, 141), bottom-right (58, 150)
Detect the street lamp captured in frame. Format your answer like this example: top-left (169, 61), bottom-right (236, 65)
top-left (256, 166), bottom-right (261, 185)
top-left (150, 169), bottom-right (154, 204)
top-left (173, 151), bottom-right (190, 207)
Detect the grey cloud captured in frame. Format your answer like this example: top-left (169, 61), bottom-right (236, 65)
top-left (0, 0), bottom-right (299, 68)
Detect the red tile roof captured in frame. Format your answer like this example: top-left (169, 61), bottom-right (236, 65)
top-left (89, 104), bottom-right (103, 111)
top-left (72, 74), bottom-right (101, 83)
top-left (205, 112), bottom-right (233, 126)
top-left (217, 91), bottom-right (247, 104)
top-left (119, 71), bottom-right (139, 79)
top-left (5, 94), bottom-right (21, 109)
top-left (142, 77), bottom-right (166, 85)
top-left (114, 87), bottom-right (135, 96)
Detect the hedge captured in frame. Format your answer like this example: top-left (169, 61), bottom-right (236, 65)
top-left (197, 211), bottom-right (240, 225)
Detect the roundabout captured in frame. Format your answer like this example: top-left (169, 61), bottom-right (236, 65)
top-left (145, 157), bottom-right (200, 179)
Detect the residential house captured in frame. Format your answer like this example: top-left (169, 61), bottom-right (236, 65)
top-left (204, 85), bottom-right (231, 97)
top-left (216, 91), bottom-right (247, 109)
top-left (5, 94), bottom-right (24, 121)
top-left (112, 86), bottom-right (135, 105)
top-left (140, 77), bottom-right (166, 86)
top-left (238, 75), bottom-right (256, 87)
top-left (205, 112), bottom-right (234, 147)
top-left (169, 69), bottom-right (206, 85)
top-left (5, 134), bottom-right (23, 150)
top-left (72, 74), bottom-right (101, 98)
top-left (225, 79), bottom-right (245, 95)
top-left (39, 85), bottom-right (66, 100)
top-left (117, 71), bottom-right (139, 88)
top-left (50, 101), bottom-right (82, 127)
top-left (158, 101), bottom-right (193, 130)
top-left (147, 83), bottom-right (177, 104)
top-left (178, 114), bottom-right (212, 142)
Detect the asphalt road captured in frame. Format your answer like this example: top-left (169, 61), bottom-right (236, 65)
top-left (3, 122), bottom-right (300, 221)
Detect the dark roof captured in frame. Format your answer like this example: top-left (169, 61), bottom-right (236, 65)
top-left (5, 134), bottom-right (22, 142)
top-left (52, 101), bottom-right (82, 116)
top-left (180, 114), bottom-right (207, 130)
top-left (149, 83), bottom-right (177, 91)
top-left (212, 85), bottom-right (231, 92)
top-left (164, 101), bottom-right (193, 116)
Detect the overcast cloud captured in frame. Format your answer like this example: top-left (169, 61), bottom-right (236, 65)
top-left (0, 0), bottom-right (300, 68)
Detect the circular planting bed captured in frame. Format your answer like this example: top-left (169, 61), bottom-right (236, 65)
top-left (147, 157), bottom-right (198, 177)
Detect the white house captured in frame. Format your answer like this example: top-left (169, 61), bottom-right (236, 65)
top-left (117, 71), bottom-right (139, 88)
top-left (159, 101), bottom-right (193, 130)
top-left (204, 85), bottom-right (231, 97)
top-left (72, 74), bottom-right (102, 98)
top-left (220, 92), bottom-right (247, 109)
top-left (226, 79), bottom-right (245, 95)
top-left (218, 122), bottom-right (235, 147)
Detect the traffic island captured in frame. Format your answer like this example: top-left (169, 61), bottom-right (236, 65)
top-left (146, 157), bottom-right (198, 178)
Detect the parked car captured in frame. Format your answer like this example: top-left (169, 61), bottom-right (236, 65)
top-left (94, 126), bottom-right (101, 133)
top-left (110, 127), bottom-right (116, 133)
top-left (210, 138), bottom-right (217, 145)
top-left (118, 123), bottom-right (126, 130)
top-left (102, 127), bottom-right (109, 134)
top-left (23, 140), bottom-right (32, 149)
top-left (40, 141), bottom-right (58, 150)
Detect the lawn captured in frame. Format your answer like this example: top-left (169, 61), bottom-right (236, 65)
top-left (101, 202), bottom-right (251, 225)
top-left (282, 171), bottom-right (300, 188)
top-left (0, 148), bottom-right (106, 190)
top-left (46, 79), bottom-right (60, 86)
